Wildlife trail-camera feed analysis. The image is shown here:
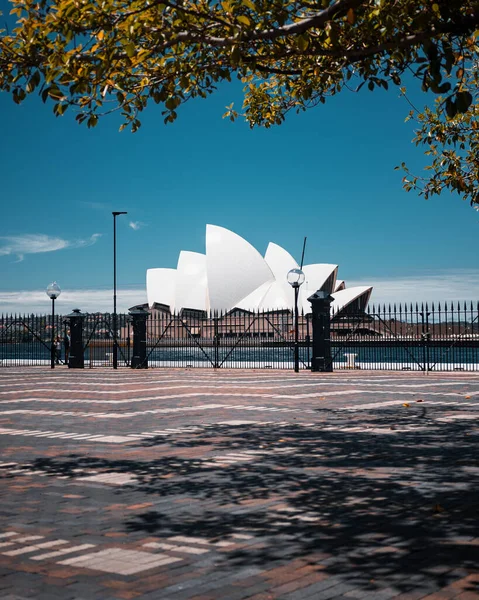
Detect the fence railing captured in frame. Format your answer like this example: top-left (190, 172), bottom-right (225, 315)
top-left (1, 302), bottom-right (479, 370)
top-left (330, 302), bottom-right (479, 371)
top-left (0, 312), bottom-right (132, 368)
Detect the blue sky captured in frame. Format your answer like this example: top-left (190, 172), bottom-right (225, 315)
top-left (1, 71), bottom-right (478, 314)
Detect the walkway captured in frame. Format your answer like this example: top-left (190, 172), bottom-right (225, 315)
top-left (0, 368), bottom-right (478, 599)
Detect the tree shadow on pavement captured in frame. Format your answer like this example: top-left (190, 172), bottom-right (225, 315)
top-left (30, 408), bottom-right (479, 596)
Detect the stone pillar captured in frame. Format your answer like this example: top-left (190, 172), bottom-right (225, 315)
top-left (130, 307), bottom-right (149, 369)
top-left (66, 308), bottom-right (85, 369)
top-left (308, 291), bottom-right (333, 372)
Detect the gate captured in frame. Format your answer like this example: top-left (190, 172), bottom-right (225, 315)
top-left (82, 313), bottom-right (131, 367)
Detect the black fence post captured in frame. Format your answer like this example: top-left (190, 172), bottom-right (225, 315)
top-left (420, 308), bottom-right (431, 372)
top-left (213, 312), bottom-right (219, 369)
top-left (66, 309), bottom-right (85, 368)
top-left (305, 314), bottom-right (311, 367)
top-left (130, 307), bottom-right (148, 369)
top-left (308, 290), bottom-right (333, 372)
top-left (126, 325), bottom-right (131, 366)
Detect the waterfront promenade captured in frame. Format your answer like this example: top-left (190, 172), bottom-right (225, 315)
top-left (0, 368), bottom-right (477, 600)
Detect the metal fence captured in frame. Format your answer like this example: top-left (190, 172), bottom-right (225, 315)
top-left (1, 302), bottom-right (479, 370)
top-left (331, 302), bottom-right (479, 371)
top-left (0, 313), bottom-right (132, 368)
top-left (142, 308), bottom-right (310, 369)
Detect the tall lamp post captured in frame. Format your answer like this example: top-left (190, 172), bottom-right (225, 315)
top-left (287, 268), bottom-right (305, 373)
top-left (46, 282), bottom-right (61, 369)
top-left (112, 211), bottom-right (127, 369)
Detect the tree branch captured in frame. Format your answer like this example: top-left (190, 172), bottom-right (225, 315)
top-left (159, 0), bottom-right (365, 49)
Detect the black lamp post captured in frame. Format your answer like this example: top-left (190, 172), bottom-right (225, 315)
top-left (46, 281), bottom-right (61, 369)
top-left (112, 211), bottom-right (127, 369)
top-left (287, 268), bottom-right (305, 373)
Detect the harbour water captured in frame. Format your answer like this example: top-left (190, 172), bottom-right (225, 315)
top-left (2, 343), bottom-right (479, 371)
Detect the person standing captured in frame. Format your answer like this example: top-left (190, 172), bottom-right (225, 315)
top-left (55, 337), bottom-right (62, 364)
top-left (63, 330), bottom-right (70, 365)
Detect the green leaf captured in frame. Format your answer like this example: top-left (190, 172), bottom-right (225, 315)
top-left (125, 42), bottom-right (135, 58)
top-left (165, 96), bottom-right (179, 109)
top-left (237, 15), bottom-right (250, 26)
top-left (87, 114), bottom-right (98, 128)
top-left (13, 88), bottom-right (26, 104)
top-left (297, 35), bottom-right (309, 52)
top-left (445, 98), bottom-right (457, 119)
top-left (437, 82), bottom-right (451, 94)
top-left (54, 103), bottom-right (68, 116)
top-left (231, 45), bottom-right (241, 64)
top-left (47, 86), bottom-right (63, 99)
top-left (455, 91), bottom-right (473, 113)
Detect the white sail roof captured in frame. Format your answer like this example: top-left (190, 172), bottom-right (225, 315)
top-left (302, 264), bottom-right (338, 294)
top-left (175, 251), bottom-right (207, 312)
top-left (206, 224), bottom-right (274, 311)
top-left (264, 242), bottom-right (298, 278)
top-left (331, 286), bottom-right (372, 314)
top-left (236, 281), bottom-right (273, 311)
top-left (146, 268), bottom-right (177, 310)
top-left (262, 242), bottom-right (299, 310)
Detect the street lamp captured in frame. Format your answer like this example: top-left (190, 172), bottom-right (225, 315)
top-left (112, 211), bottom-right (127, 369)
top-left (46, 281), bottom-right (61, 369)
top-left (287, 268), bottom-right (305, 373)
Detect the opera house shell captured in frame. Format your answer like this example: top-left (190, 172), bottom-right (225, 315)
top-left (147, 225), bottom-right (372, 316)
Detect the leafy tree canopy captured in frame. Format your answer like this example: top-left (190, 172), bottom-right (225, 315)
top-left (1, 0), bottom-right (479, 206)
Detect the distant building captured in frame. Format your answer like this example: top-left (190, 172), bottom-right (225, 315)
top-left (146, 225), bottom-right (372, 317)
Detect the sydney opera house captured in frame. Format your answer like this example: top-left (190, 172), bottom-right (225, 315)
top-left (147, 225), bottom-right (372, 317)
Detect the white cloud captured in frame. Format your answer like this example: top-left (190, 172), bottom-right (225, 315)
top-left (0, 288), bottom-right (146, 314)
top-left (72, 233), bottom-right (102, 249)
top-left (349, 269), bottom-right (479, 306)
top-left (0, 233), bottom-right (101, 262)
top-left (129, 221), bottom-right (144, 231)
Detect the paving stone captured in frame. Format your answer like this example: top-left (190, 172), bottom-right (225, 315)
top-left (0, 369), bottom-right (477, 599)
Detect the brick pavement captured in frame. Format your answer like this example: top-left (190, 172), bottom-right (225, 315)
top-left (0, 367), bottom-right (478, 600)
